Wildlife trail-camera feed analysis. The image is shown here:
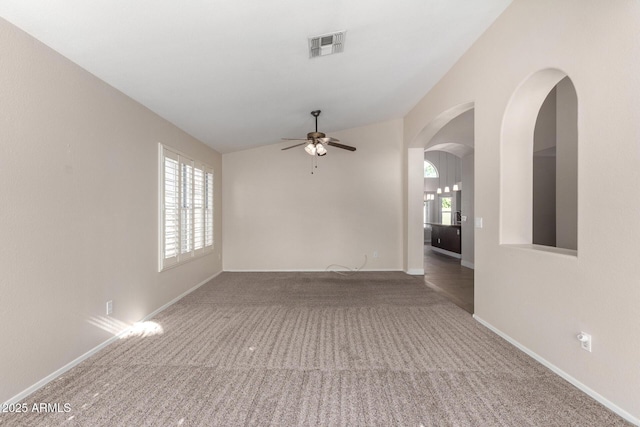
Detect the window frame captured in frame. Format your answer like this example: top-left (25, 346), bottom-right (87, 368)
top-left (159, 144), bottom-right (214, 272)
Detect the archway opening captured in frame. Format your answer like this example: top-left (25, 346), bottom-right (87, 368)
top-left (415, 106), bottom-right (475, 313)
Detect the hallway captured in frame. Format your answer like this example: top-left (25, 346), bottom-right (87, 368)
top-left (423, 245), bottom-right (474, 313)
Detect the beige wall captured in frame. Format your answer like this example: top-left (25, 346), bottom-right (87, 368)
top-left (532, 89), bottom-right (557, 246)
top-left (532, 156), bottom-right (557, 246)
top-left (461, 153), bottom-right (474, 267)
top-left (555, 77), bottom-right (578, 250)
top-left (534, 88), bottom-right (557, 153)
top-left (407, 147), bottom-right (425, 274)
top-left (223, 119), bottom-right (404, 272)
top-left (0, 18), bottom-right (222, 403)
top-left (404, 0), bottom-right (640, 421)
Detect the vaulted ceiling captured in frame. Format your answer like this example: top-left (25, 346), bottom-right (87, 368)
top-left (0, 0), bottom-right (511, 153)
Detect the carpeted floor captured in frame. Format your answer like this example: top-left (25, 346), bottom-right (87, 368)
top-left (1, 272), bottom-right (631, 426)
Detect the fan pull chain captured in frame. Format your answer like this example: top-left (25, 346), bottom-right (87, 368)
top-left (310, 153), bottom-right (320, 174)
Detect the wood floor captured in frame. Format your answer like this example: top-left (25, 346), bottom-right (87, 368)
top-left (423, 245), bottom-right (474, 313)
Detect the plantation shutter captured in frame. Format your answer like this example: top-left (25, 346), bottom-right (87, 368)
top-left (180, 159), bottom-right (194, 257)
top-left (162, 149), bottom-right (180, 268)
top-left (193, 166), bottom-right (205, 253)
top-left (205, 168), bottom-right (214, 248)
top-left (160, 144), bottom-right (213, 271)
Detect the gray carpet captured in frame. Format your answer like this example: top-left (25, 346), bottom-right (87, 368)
top-left (1, 272), bottom-right (630, 426)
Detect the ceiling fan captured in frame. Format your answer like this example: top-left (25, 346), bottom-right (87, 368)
top-left (281, 110), bottom-right (356, 156)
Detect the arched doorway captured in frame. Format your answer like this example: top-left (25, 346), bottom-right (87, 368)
top-left (411, 104), bottom-right (476, 313)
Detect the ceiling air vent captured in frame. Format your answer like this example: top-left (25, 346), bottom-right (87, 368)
top-left (309, 31), bottom-right (346, 58)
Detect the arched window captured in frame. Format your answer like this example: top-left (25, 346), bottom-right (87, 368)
top-left (424, 160), bottom-right (438, 178)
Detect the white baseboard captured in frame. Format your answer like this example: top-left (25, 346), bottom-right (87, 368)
top-left (461, 260), bottom-right (475, 269)
top-left (473, 315), bottom-right (639, 426)
top-left (3, 270), bottom-right (222, 407)
top-left (431, 247), bottom-right (462, 259)
top-left (405, 268), bottom-right (425, 275)
top-left (223, 269), bottom-right (403, 273)
top-left (3, 330), bottom-right (125, 406)
top-left (141, 271), bottom-right (221, 322)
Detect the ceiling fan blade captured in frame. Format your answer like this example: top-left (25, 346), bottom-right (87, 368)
top-left (327, 141), bottom-right (356, 152)
top-left (317, 137), bottom-right (340, 144)
top-left (281, 142), bottom-right (307, 150)
top-left (281, 138), bottom-right (308, 141)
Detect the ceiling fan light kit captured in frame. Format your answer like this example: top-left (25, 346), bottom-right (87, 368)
top-left (304, 143), bottom-right (316, 156)
top-left (282, 110), bottom-right (356, 161)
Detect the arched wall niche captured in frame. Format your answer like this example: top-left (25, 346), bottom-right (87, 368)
top-left (500, 68), bottom-right (578, 250)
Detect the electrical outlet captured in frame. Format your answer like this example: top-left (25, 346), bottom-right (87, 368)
top-left (577, 332), bottom-right (592, 352)
top-left (106, 300), bottom-right (113, 316)
top-left (373, 251), bottom-right (379, 258)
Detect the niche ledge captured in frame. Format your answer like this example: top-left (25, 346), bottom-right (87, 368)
top-left (502, 244), bottom-right (578, 258)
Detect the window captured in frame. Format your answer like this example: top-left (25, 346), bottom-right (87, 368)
top-left (441, 197), bottom-right (452, 225)
top-left (424, 200), bottom-right (433, 227)
top-left (424, 160), bottom-right (438, 178)
top-left (160, 144), bottom-right (214, 271)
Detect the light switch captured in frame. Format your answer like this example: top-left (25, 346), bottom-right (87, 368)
top-left (475, 217), bottom-right (483, 229)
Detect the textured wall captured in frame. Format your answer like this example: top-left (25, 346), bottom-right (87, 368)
top-left (0, 18), bottom-right (222, 403)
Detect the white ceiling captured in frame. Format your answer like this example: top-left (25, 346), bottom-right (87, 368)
top-left (0, 0), bottom-right (511, 153)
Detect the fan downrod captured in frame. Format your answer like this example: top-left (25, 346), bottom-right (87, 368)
top-left (311, 110), bottom-right (321, 132)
